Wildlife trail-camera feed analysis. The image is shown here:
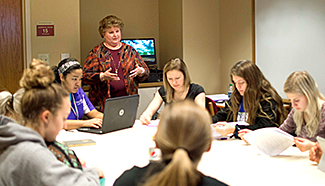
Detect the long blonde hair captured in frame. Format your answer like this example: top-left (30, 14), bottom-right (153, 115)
top-left (163, 58), bottom-right (191, 103)
top-left (144, 100), bottom-right (211, 186)
top-left (284, 71), bottom-right (325, 137)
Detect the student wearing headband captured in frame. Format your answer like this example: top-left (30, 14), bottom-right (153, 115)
top-left (52, 58), bottom-right (103, 130)
top-left (114, 101), bottom-right (228, 186)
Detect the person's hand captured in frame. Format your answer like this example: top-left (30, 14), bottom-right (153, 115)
top-left (140, 113), bottom-right (151, 125)
top-left (129, 64), bottom-right (145, 79)
top-left (214, 122), bottom-right (235, 136)
top-left (294, 137), bottom-right (316, 152)
top-left (95, 167), bottom-right (105, 178)
top-left (238, 129), bottom-right (252, 144)
top-left (100, 68), bottom-right (120, 81)
top-left (85, 118), bottom-right (102, 128)
top-left (309, 142), bottom-right (323, 164)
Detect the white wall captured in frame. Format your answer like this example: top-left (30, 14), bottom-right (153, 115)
top-left (256, 0), bottom-right (325, 97)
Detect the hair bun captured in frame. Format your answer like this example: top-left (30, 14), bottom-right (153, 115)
top-left (20, 59), bottom-right (54, 90)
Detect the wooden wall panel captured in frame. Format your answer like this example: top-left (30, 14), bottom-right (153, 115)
top-left (0, 0), bottom-right (23, 93)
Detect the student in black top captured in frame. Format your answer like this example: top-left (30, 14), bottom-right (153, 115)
top-left (212, 60), bottom-right (286, 137)
top-left (114, 100), bottom-right (228, 186)
top-left (140, 58), bottom-right (205, 124)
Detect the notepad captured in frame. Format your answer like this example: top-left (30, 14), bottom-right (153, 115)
top-left (244, 127), bottom-right (294, 156)
top-left (63, 139), bottom-right (96, 147)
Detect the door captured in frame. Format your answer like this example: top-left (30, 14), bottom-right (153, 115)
top-left (0, 0), bottom-right (24, 93)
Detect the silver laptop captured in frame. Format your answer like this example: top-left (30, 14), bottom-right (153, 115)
top-left (77, 94), bottom-right (139, 134)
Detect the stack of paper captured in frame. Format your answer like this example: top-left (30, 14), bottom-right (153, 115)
top-left (244, 127), bottom-right (294, 156)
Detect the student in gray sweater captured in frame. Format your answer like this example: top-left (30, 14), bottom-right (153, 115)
top-left (0, 59), bottom-right (103, 186)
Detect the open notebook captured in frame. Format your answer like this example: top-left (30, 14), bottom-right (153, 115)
top-left (244, 127), bottom-right (294, 156)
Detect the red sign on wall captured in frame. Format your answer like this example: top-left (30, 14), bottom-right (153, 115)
top-left (37, 25), bottom-right (54, 36)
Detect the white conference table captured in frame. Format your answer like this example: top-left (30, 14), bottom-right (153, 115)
top-left (56, 121), bottom-right (325, 186)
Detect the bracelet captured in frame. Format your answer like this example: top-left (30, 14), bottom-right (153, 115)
top-left (234, 124), bottom-right (240, 138)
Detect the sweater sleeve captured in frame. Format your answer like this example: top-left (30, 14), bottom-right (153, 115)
top-left (131, 48), bottom-right (149, 82)
top-left (83, 47), bottom-right (103, 85)
top-left (279, 109), bottom-right (296, 134)
top-left (212, 100), bottom-right (232, 123)
top-left (13, 144), bottom-right (100, 186)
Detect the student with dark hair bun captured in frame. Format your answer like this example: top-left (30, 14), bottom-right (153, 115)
top-left (114, 100), bottom-right (228, 186)
top-left (52, 58), bottom-right (103, 130)
top-left (0, 59), bottom-right (104, 185)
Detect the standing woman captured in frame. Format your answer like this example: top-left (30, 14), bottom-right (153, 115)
top-left (140, 58), bottom-right (206, 124)
top-left (213, 60), bottom-right (286, 137)
top-left (52, 58), bottom-right (103, 130)
top-left (114, 101), bottom-right (228, 186)
top-left (279, 71), bottom-right (325, 151)
top-left (83, 15), bottom-right (149, 112)
top-left (0, 59), bottom-right (103, 185)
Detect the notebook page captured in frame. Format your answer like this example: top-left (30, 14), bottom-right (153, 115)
top-left (244, 127), bottom-right (294, 156)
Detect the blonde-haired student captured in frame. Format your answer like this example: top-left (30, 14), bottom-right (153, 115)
top-left (0, 59), bottom-right (104, 185)
top-left (114, 100), bottom-right (228, 186)
top-left (280, 71), bottom-right (325, 151)
top-left (140, 58), bottom-right (206, 125)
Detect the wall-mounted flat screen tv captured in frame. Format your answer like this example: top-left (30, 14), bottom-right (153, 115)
top-left (121, 38), bottom-right (156, 66)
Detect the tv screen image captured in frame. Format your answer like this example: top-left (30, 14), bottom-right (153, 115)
top-left (121, 38), bottom-right (156, 66)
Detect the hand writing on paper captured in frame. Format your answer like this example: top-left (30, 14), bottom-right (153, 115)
top-left (100, 68), bottom-right (120, 81)
top-left (238, 129), bottom-right (252, 144)
top-left (294, 137), bottom-right (316, 152)
top-left (140, 113), bottom-right (151, 125)
top-left (309, 142), bottom-right (323, 164)
top-left (129, 64), bottom-right (145, 79)
top-left (214, 122), bottom-right (235, 136)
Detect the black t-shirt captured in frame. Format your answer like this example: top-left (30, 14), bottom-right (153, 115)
top-left (158, 83), bottom-right (205, 103)
top-left (113, 163), bottom-right (228, 186)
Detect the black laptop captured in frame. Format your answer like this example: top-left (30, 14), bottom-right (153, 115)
top-left (77, 94), bottom-right (139, 134)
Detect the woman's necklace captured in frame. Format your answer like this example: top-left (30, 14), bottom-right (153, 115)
top-left (104, 42), bottom-right (121, 74)
top-left (70, 93), bottom-right (79, 120)
top-left (110, 56), bottom-right (120, 74)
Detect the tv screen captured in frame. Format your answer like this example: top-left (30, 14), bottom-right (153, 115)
top-left (121, 38), bottom-right (156, 66)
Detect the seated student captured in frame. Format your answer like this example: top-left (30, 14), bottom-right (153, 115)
top-left (240, 71), bottom-right (325, 152)
top-left (0, 88), bottom-right (24, 121)
top-left (0, 82), bottom-right (85, 169)
top-left (0, 59), bottom-right (104, 185)
top-left (213, 60), bottom-right (286, 137)
top-left (309, 142), bottom-right (323, 164)
top-left (279, 71), bottom-right (325, 151)
top-left (52, 58), bottom-right (103, 130)
top-left (140, 58), bottom-right (206, 124)
top-left (114, 100), bottom-right (228, 186)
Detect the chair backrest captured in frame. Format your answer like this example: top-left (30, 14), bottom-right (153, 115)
top-left (205, 97), bottom-right (219, 116)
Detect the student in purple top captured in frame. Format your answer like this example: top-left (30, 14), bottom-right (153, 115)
top-left (52, 58), bottom-right (103, 130)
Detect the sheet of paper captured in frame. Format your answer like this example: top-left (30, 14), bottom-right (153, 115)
top-left (146, 119), bottom-right (160, 127)
top-left (244, 127), bottom-right (294, 156)
top-left (206, 94), bottom-right (229, 102)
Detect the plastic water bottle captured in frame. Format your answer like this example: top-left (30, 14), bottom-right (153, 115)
top-left (228, 84), bottom-right (233, 98)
